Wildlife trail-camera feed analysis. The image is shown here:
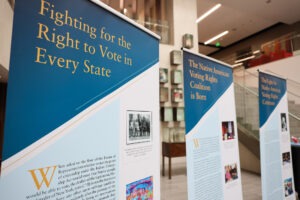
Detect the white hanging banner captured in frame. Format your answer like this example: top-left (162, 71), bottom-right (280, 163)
top-left (259, 71), bottom-right (296, 200)
top-left (0, 0), bottom-right (160, 199)
top-left (183, 49), bottom-right (243, 200)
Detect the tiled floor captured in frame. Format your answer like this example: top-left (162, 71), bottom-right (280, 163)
top-left (161, 161), bottom-right (262, 200)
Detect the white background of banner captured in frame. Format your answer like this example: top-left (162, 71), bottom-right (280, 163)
top-left (260, 92), bottom-right (296, 200)
top-left (186, 84), bottom-right (243, 200)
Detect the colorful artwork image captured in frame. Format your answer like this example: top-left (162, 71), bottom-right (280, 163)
top-left (126, 176), bottom-right (153, 200)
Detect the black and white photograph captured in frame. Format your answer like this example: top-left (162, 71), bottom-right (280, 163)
top-left (281, 113), bottom-right (288, 132)
top-left (127, 111), bottom-right (152, 145)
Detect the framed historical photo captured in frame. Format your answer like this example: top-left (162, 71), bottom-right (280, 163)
top-left (171, 88), bottom-right (183, 103)
top-left (161, 107), bottom-right (173, 122)
top-left (127, 110), bottom-right (152, 145)
top-left (159, 68), bottom-right (168, 83)
top-left (160, 87), bottom-right (169, 102)
top-left (171, 70), bottom-right (183, 84)
top-left (173, 107), bottom-right (185, 121)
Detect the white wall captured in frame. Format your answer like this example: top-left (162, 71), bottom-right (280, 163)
top-left (160, 0), bottom-right (198, 65)
top-left (0, 0), bottom-right (13, 70)
top-left (159, 0), bottom-right (198, 165)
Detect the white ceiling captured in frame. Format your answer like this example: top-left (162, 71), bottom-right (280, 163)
top-left (197, 0), bottom-right (300, 55)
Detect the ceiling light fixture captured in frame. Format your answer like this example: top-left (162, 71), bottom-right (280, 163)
top-left (204, 30), bottom-right (229, 45)
top-left (232, 63), bottom-right (243, 67)
top-left (196, 3), bottom-right (221, 24)
top-left (234, 55), bottom-right (255, 63)
top-left (253, 50), bottom-right (261, 54)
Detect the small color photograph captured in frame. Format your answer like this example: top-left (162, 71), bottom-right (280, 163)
top-left (126, 176), bottom-right (153, 200)
top-left (282, 152), bottom-right (291, 166)
top-left (222, 121), bottom-right (235, 141)
top-left (284, 177), bottom-right (294, 197)
top-left (224, 163), bottom-right (238, 183)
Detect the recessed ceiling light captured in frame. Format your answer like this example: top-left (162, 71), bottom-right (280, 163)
top-left (196, 3), bottom-right (221, 24)
top-left (235, 55), bottom-right (255, 63)
top-left (204, 30), bottom-right (229, 45)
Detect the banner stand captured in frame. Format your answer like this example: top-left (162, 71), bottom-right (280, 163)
top-left (183, 48), bottom-right (243, 200)
top-left (259, 70), bottom-right (296, 200)
top-left (0, 1), bottom-right (160, 199)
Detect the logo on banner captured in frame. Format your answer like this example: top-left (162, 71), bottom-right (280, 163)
top-left (28, 166), bottom-right (57, 190)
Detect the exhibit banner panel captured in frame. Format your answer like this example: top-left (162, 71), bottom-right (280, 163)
top-left (259, 71), bottom-right (295, 200)
top-left (0, 0), bottom-right (160, 199)
top-left (183, 49), bottom-right (243, 200)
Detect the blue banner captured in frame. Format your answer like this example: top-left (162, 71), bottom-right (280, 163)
top-left (183, 50), bottom-right (232, 133)
top-left (259, 72), bottom-right (286, 127)
top-left (183, 49), bottom-right (243, 200)
top-left (259, 71), bottom-right (296, 200)
top-left (3, 0), bottom-right (158, 160)
top-left (1, 0), bottom-right (160, 199)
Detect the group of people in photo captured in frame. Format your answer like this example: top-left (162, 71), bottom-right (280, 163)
top-left (225, 164), bottom-right (238, 183)
top-left (222, 121), bottom-right (235, 141)
top-left (128, 113), bottom-right (151, 139)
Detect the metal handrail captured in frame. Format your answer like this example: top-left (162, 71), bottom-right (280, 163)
top-left (289, 112), bottom-right (300, 121)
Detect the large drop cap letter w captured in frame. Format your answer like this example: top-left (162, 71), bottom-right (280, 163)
top-left (28, 166), bottom-right (57, 190)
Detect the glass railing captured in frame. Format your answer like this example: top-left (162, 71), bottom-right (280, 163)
top-left (233, 68), bottom-right (300, 141)
top-left (234, 67), bottom-right (259, 140)
top-left (135, 19), bottom-right (171, 44)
